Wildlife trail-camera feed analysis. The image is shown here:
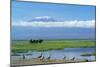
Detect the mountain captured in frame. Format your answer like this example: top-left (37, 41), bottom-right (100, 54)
top-left (28, 17), bottom-right (60, 22)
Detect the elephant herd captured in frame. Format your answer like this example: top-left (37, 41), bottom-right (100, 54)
top-left (29, 39), bottom-right (43, 44)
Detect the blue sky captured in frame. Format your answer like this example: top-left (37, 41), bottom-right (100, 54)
top-left (12, 1), bottom-right (95, 21)
top-left (12, 1), bottom-right (96, 40)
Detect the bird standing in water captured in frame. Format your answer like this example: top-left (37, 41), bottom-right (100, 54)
top-left (46, 53), bottom-right (51, 61)
top-left (22, 54), bottom-right (25, 60)
top-left (37, 53), bottom-right (42, 58)
top-left (62, 56), bottom-right (66, 60)
top-left (40, 56), bottom-right (44, 61)
top-left (71, 57), bottom-right (75, 60)
top-left (46, 55), bottom-right (51, 60)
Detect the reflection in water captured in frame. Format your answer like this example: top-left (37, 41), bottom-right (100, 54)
top-left (11, 47), bottom-right (96, 61)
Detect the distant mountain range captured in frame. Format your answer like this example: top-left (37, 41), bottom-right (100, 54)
top-left (28, 17), bottom-right (62, 22)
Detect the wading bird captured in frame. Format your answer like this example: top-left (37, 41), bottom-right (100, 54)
top-left (37, 53), bottom-right (42, 58)
top-left (40, 56), bottom-right (45, 61)
top-left (22, 54), bottom-right (25, 60)
top-left (71, 57), bottom-right (75, 60)
top-left (46, 55), bottom-right (51, 60)
top-left (62, 56), bottom-right (66, 60)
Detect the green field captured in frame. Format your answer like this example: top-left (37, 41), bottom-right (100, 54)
top-left (80, 52), bottom-right (96, 56)
top-left (11, 40), bottom-right (96, 53)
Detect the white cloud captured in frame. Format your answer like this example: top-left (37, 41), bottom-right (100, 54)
top-left (12, 20), bottom-right (95, 28)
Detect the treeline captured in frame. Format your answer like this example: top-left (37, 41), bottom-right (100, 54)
top-left (29, 39), bottom-right (43, 44)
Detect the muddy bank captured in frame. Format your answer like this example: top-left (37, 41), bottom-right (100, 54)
top-left (11, 58), bottom-right (93, 66)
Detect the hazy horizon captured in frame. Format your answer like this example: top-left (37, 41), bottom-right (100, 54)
top-left (12, 1), bottom-right (96, 40)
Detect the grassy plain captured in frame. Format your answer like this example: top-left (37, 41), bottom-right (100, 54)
top-left (11, 40), bottom-right (96, 53)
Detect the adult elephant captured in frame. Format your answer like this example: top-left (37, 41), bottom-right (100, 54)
top-left (38, 40), bottom-right (43, 43)
top-left (29, 39), bottom-right (43, 44)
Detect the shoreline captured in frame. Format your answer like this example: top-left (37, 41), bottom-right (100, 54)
top-left (11, 58), bottom-right (95, 66)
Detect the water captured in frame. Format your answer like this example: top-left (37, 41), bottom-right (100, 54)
top-left (11, 47), bottom-right (96, 61)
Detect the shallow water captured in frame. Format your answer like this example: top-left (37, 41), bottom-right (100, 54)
top-left (11, 47), bottom-right (96, 61)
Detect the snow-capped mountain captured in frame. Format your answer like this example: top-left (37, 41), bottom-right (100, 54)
top-left (28, 16), bottom-right (60, 22)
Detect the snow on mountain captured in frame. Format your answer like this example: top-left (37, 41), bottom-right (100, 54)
top-left (28, 16), bottom-right (60, 22)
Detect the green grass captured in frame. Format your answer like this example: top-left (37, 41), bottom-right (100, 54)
top-left (80, 52), bottom-right (96, 56)
top-left (11, 40), bottom-right (96, 53)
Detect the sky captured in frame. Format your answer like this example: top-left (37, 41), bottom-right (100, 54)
top-left (12, 0), bottom-right (96, 40)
